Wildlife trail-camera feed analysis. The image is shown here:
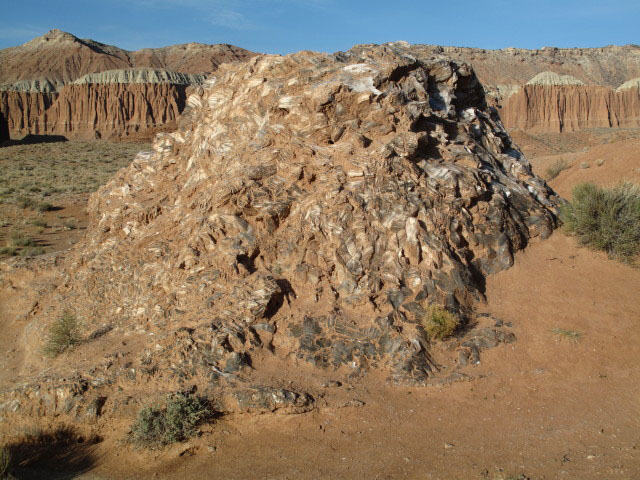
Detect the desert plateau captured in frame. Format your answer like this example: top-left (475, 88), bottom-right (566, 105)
top-left (0, 3), bottom-right (639, 479)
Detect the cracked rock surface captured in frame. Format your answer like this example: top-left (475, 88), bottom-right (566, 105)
top-left (1, 43), bottom-right (559, 421)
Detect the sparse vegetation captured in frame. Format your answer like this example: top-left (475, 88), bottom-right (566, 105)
top-left (552, 328), bottom-right (582, 342)
top-left (27, 217), bottom-right (47, 227)
top-left (130, 393), bottom-right (211, 447)
top-left (0, 141), bottom-right (149, 257)
top-left (0, 141), bottom-right (146, 204)
top-left (6, 231), bottom-right (35, 248)
top-left (15, 196), bottom-right (54, 212)
top-left (545, 158), bottom-right (570, 180)
top-left (560, 182), bottom-right (640, 264)
top-left (43, 310), bottom-right (82, 358)
top-left (421, 304), bottom-right (460, 340)
top-left (19, 246), bottom-right (46, 257)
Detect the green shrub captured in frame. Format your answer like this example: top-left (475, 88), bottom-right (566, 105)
top-left (34, 201), bottom-right (55, 212)
top-left (0, 247), bottom-right (17, 256)
top-left (545, 158), bottom-right (570, 180)
top-left (560, 183), bottom-right (640, 264)
top-left (43, 310), bottom-right (82, 358)
top-left (27, 218), bottom-right (47, 227)
top-left (14, 196), bottom-right (54, 212)
top-left (19, 247), bottom-right (46, 257)
top-left (421, 304), bottom-right (460, 340)
top-left (6, 231), bottom-right (35, 248)
top-left (130, 393), bottom-right (210, 447)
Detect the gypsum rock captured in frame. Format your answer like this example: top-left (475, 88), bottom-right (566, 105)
top-left (7, 45), bottom-right (560, 418)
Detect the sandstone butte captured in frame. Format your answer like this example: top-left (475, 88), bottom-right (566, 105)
top-left (0, 44), bottom-right (560, 422)
top-left (2, 32), bottom-right (640, 140)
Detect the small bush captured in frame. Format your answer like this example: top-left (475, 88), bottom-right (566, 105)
top-left (0, 247), bottom-right (17, 256)
top-left (545, 158), bottom-right (570, 180)
top-left (560, 183), bottom-right (640, 264)
top-left (14, 196), bottom-right (54, 212)
top-left (19, 247), bottom-right (46, 257)
top-left (27, 218), bottom-right (47, 227)
top-left (421, 304), bottom-right (460, 340)
top-left (6, 231), bottom-right (35, 248)
top-left (34, 201), bottom-right (55, 212)
top-left (130, 393), bottom-right (210, 447)
top-left (43, 310), bottom-right (82, 358)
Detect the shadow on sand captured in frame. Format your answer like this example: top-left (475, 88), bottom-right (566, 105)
top-left (3, 426), bottom-right (100, 479)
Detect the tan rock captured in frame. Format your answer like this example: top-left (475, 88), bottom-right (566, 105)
top-left (0, 46), bottom-right (560, 421)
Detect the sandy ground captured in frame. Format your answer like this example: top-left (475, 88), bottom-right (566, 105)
top-left (39, 231), bottom-right (633, 480)
top-left (2, 132), bottom-right (639, 479)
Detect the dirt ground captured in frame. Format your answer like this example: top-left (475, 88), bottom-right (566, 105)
top-left (1, 131), bottom-right (639, 479)
top-left (34, 231), bottom-right (627, 480)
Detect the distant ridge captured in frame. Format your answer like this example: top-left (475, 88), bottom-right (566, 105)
top-left (71, 68), bottom-right (206, 86)
top-left (526, 71), bottom-right (585, 86)
top-left (0, 29), bottom-right (256, 89)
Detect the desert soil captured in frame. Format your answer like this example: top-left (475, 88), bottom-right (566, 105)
top-left (1, 130), bottom-right (639, 479)
top-left (41, 231), bottom-right (631, 480)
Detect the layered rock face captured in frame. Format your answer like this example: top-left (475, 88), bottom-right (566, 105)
top-left (500, 83), bottom-right (640, 133)
top-left (0, 74), bottom-right (195, 140)
top-left (0, 90), bottom-right (54, 138)
top-left (4, 45), bottom-right (559, 419)
top-left (44, 76), bottom-right (197, 140)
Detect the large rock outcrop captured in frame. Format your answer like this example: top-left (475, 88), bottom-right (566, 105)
top-left (1, 45), bottom-right (559, 421)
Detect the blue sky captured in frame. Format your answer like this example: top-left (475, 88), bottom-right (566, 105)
top-left (0, 0), bottom-right (638, 53)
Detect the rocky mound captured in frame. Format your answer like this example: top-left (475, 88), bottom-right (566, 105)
top-left (2, 44), bottom-right (559, 421)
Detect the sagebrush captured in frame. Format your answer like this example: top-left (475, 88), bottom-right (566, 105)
top-left (43, 310), bottom-right (82, 357)
top-left (130, 393), bottom-right (211, 447)
top-left (545, 158), bottom-right (570, 180)
top-left (560, 182), bottom-right (640, 264)
top-left (422, 304), bottom-right (460, 340)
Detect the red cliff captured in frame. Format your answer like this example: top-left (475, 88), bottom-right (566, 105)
top-left (500, 84), bottom-right (640, 133)
top-left (43, 82), bottom-right (189, 140)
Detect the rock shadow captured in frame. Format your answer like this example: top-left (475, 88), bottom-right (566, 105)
top-left (3, 426), bottom-right (100, 480)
